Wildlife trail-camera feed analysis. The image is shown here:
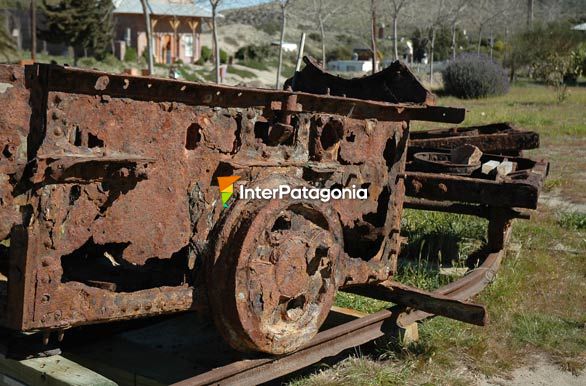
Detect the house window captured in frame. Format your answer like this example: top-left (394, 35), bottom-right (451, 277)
top-left (182, 35), bottom-right (193, 58)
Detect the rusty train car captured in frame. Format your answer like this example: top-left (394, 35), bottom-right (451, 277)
top-left (0, 59), bottom-right (547, 356)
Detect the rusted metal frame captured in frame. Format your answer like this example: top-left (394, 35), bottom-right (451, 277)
top-left (396, 206), bottom-right (513, 327)
top-left (30, 64), bottom-right (465, 123)
top-left (285, 56), bottom-right (437, 105)
top-left (32, 153), bottom-right (155, 185)
top-left (409, 122), bottom-right (523, 140)
top-left (408, 127), bottom-right (539, 156)
top-left (5, 226), bottom-right (36, 330)
top-left (396, 249), bottom-right (504, 327)
top-left (405, 171), bottom-right (541, 209)
top-left (10, 67), bottom-right (205, 330)
top-left (403, 197), bottom-right (531, 220)
top-left (4, 64), bottom-right (50, 330)
top-left (346, 194), bottom-right (516, 328)
top-left (345, 282), bottom-right (487, 326)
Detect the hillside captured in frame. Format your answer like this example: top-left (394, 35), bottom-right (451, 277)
top-left (221, 0), bottom-right (586, 51)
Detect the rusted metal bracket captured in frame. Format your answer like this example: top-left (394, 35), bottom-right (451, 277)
top-left (32, 153), bottom-right (154, 184)
top-left (345, 281), bottom-right (487, 326)
top-left (405, 160), bottom-right (547, 209)
top-left (408, 122), bottom-right (540, 157)
top-left (285, 56), bottom-right (437, 105)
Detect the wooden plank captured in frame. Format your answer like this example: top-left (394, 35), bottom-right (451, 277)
top-left (0, 355), bottom-right (116, 386)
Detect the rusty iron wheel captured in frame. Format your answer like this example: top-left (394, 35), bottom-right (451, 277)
top-left (207, 176), bottom-right (343, 355)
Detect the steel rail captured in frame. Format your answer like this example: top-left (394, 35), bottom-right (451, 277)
top-left (171, 246), bottom-right (506, 386)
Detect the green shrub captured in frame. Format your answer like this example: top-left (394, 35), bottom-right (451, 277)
top-left (235, 44), bottom-right (272, 61)
top-left (141, 48), bottom-right (153, 64)
top-left (558, 212), bottom-right (586, 230)
top-left (200, 45), bottom-right (212, 63)
top-left (220, 48), bottom-right (228, 64)
top-left (308, 32), bottom-right (321, 42)
top-left (101, 53), bottom-right (120, 68)
top-left (326, 46), bottom-right (352, 62)
top-left (77, 56), bottom-right (98, 67)
top-left (124, 47), bottom-right (137, 62)
top-left (259, 21), bottom-right (280, 36)
top-left (442, 54), bottom-right (509, 99)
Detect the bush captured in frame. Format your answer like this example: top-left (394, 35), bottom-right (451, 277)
top-left (77, 56), bottom-right (98, 67)
top-left (200, 45), bottom-right (212, 63)
top-left (507, 21), bottom-right (582, 81)
top-left (101, 53), bottom-right (121, 68)
top-left (235, 44), bottom-right (272, 61)
top-left (308, 32), bottom-right (321, 42)
top-left (220, 49), bottom-right (228, 64)
top-left (442, 54), bottom-right (509, 99)
top-left (259, 21), bottom-right (280, 36)
top-left (326, 46), bottom-right (352, 62)
top-left (124, 47), bottom-right (137, 62)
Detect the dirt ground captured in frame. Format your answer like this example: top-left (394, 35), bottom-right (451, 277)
top-left (478, 356), bottom-right (586, 386)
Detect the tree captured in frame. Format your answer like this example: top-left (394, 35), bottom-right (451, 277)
top-left (0, 2), bottom-right (16, 59)
top-left (527, 0), bottom-right (533, 28)
top-left (427, 0), bottom-right (446, 85)
top-left (311, 0), bottom-right (347, 66)
top-left (507, 20), bottom-right (582, 82)
top-left (445, 0), bottom-right (468, 60)
top-left (275, 0), bottom-right (292, 89)
top-left (209, 0), bottom-right (221, 84)
top-left (472, 0), bottom-right (511, 55)
top-left (388, 0), bottom-right (407, 60)
top-left (39, 0), bottom-right (113, 63)
top-left (139, 0), bottom-right (153, 75)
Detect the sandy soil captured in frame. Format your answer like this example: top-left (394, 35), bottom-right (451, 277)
top-left (200, 23), bottom-right (274, 55)
top-left (477, 357), bottom-right (586, 386)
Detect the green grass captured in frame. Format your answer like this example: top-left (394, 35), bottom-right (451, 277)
top-left (414, 84), bottom-right (586, 138)
top-left (335, 292), bottom-right (390, 314)
top-left (289, 356), bottom-right (412, 386)
top-left (558, 211), bottom-right (586, 230)
top-left (239, 59), bottom-right (271, 71)
top-left (227, 65), bottom-right (257, 79)
top-left (512, 313), bottom-right (586, 357)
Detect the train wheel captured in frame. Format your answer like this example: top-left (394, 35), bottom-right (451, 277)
top-left (208, 176), bottom-right (343, 355)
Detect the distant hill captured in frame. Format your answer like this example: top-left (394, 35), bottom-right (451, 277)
top-left (222, 0), bottom-right (586, 42)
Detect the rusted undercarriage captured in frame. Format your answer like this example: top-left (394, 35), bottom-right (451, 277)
top-left (0, 60), bottom-right (547, 358)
